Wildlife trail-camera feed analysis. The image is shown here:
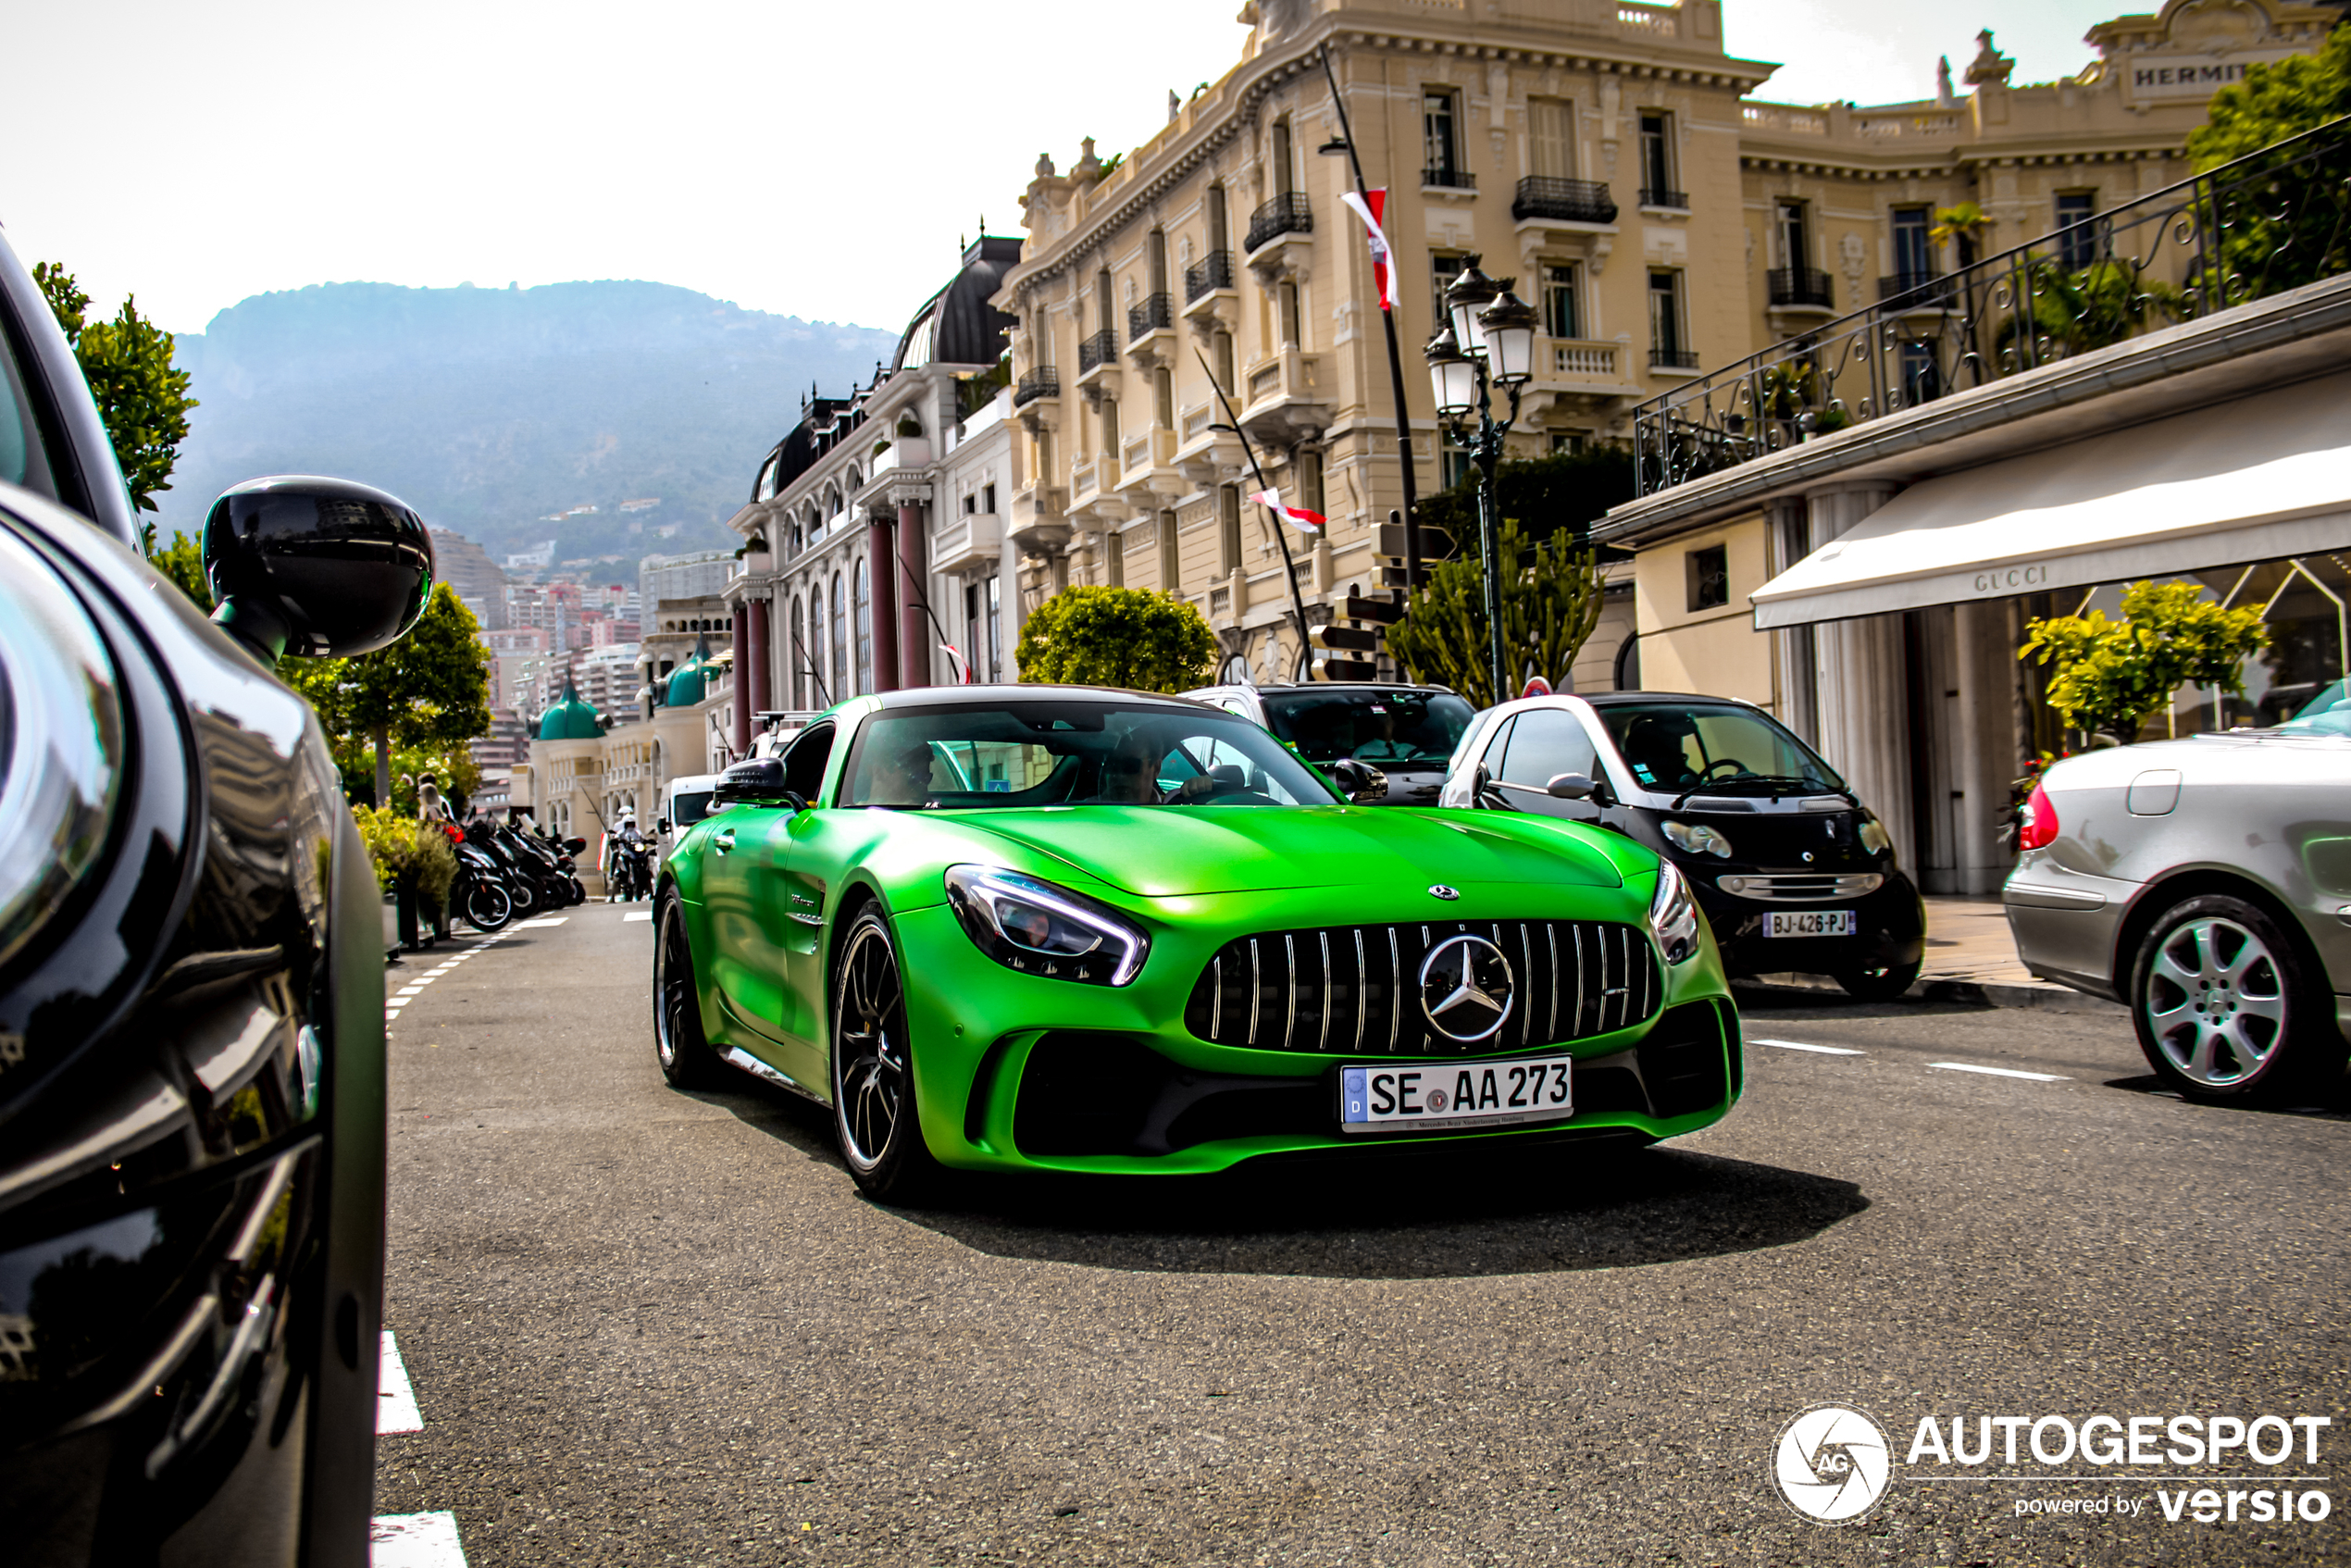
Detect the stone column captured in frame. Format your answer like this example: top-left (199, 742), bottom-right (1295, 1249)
top-left (866, 513), bottom-right (900, 692)
top-left (746, 598), bottom-right (771, 723)
top-left (730, 596), bottom-right (753, 761)
top-left (1951, 598), bottom-right (2019, 894)
top-left (1765, 497), bottom-right (1818, 744)
top-left (898, 498), bottom-right (930, 688)
top-left (1803, 482), bottom-right (1914, 870)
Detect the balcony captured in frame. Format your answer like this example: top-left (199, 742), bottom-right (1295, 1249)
top-left (1639, 187), bottom-right (1689, 210)
top-left (1127, 293), bottom-right (1173, 341)
top-left (1511, 177), bottom-right (1618, 227)
top-left (1115, 427), bottom-right (1186, 504)
top-left (1878, 271), bottom-right (1958, 309)
top-left (1013, 367), bottom-right (1060, 408)
top-left (1076, 329), bottom-right (1119, 380)
top-left (1007, 486), bottom-right (1071, 555)
top-left (1070, 454), bottom-right (1125, 506)
top-left (1244, 193), bottom-right (1312, 254)
top-left (1767, 268), bottom-right (1835, 310)
top-left (1649, 347), bottom-right (1702, 371)
top-left (1184, 251), bottom-right (1234, 304)
top-left (1423, 167), bottom-right (1475, 193)
top-left (1238, 347), bottom-right (1332, 446)
top-left (930, 510), bottom-right (1001, 576)
top-left (1545, 339), bottom-right (1625, 382)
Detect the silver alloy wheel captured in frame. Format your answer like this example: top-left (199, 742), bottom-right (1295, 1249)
top-left (833, 919), bottom-right (909, 1173)
top-left (2142, 915), bottom-right (2287, 1087)
top-left (654, 901), bottom-right (692, 1074)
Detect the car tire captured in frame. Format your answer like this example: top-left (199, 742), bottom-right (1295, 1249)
top-left (461, 877), bottom-right (512, 932)
top-left (653, 891), bottom-right (727, 1089)
top-left (2129, 893), bottom-right (2343, 1101)
top-left (829, 904), bottom-right (941, 1204)
top-left (1836, 958), bottom-right (1922, 1002)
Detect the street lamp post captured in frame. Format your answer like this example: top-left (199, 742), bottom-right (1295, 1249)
top-left (1425, 257), bottom-right (1539, 705)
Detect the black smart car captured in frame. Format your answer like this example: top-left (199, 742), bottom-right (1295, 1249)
top-left (1442, 692), bottom-right (1926, 999)
top-left (0, 225), bottom-right (429, 1564)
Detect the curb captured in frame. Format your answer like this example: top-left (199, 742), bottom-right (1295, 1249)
top-left (1740, 971), bottom-right (2126, 1014)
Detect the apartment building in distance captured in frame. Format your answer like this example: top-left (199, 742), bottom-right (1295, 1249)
top-left (993, 0), bottom-right (2339, 685)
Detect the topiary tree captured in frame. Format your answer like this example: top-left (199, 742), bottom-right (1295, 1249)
top-left (2019, 579), bottom-right (2269, 744)
top-left (31, 262), bottom-right (198, 547)
top-left (1386, 516), bottom-right (1607, 710)
top-left (1015, 585), bottom-right (1217, 693)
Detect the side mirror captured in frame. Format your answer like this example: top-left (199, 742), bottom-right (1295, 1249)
top-left (655, 818), bottom-right (671, 836)
top-left (1473, 763), bottom-right (1507, 809)
top-left (1546, 772), bottom-right (1598, 801)
top-left (202, 476), bottom-right (435, 662)
top-left (1330, 758), bottom-right (1389, 803)
top-left (714, 757), bottom-right (806, 811)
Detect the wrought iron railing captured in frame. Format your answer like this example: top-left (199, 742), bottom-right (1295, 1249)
top-left (1013, 367), bottom-right (1059, 407)
top-left (1128, 292), bottom-right (1173, 339)
top-left (1185, 250), bottom-right (1235, 301)
top-left (1512, 177), bottom-right (1618, 224)
top-left (1633, 115), bottom-right (2351, 497)
top-left (1639, 187), bottom-right (1689, 210)
top-left (1424, 167), bottom-right (1475, 191)
top-left (1076, 330), bottom-right (1118, 373)
top-left (1245, 193), bottom-right (1312, 253)
top-left (1767, 267), bottom-right (1834, 308)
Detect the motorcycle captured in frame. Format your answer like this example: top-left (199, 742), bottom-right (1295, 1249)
top-left (450, 838), bottom-right (514, 932)
top-left (605, 834), bottom-right (653, 902)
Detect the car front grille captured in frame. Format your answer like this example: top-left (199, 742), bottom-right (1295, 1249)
top-left (1715, 872), bottom-right (1883, 902)
top-left (1182, 919), bottom-right (1662, 1057)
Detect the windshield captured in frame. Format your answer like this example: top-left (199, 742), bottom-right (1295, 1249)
top-left (1260, 689), bottom-right (1474, 769)
top-left (669, 790), bottom-right (715, 827)
top-left (840, 701), bottom-right (1341, 809)
top-left (2274, 681), bottom-right (2351, 736)
top-left (1595, 703), bottom-right (1844, 795)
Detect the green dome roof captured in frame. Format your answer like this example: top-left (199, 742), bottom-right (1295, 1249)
top-left (664, 635), bottom-right (713, 708)
top-left (537, 675), bottom-right (603, 740)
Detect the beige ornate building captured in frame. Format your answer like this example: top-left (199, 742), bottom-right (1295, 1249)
top-left (992, 0), bottom-right (2338, 685)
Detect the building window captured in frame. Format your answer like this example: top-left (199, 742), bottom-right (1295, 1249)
top-left (789, 599), bottom-right (806, 709)
top-left (1686, 543), bottom-right (1729, 612)
top-left (1892, 205), bottom-right (1934, 283)
top-left (1549, 429), bottom-right (1589, 454)
top-left (1153, 367), bottom-right (1174, 429)
top-left (852, 558), bottom-right (872, 695)
top-left (1777, 200), bottom-right (1810, 268)
top-left (1100, 397), bottom-right (1120, 464)
top-left (1218, 484), bottom-right (1243, 576)
top-left (1095, 267), bottom-right (1114, 336)
top-left (964, 491), bottom-right (976, 515)
top-left (986, 575), bottom-right (1001, 681)
top-left (1212, 330), bottom-right (1236, 395)
top-left (1206, 185), bottom-right (1229, 255)
top-left (1440, 439), bottom-right (1472, 492)
top-left (1638, 112), bottom-right (1680, 206)
top-left (1296, 447), bottom-right (1325, 517)
top-left (1272, 120), bottom-right (1294, 197)
top-left (983, 481), bottom-right (997, 514)
top-left (1898, 339), bottom-right (1942, 407)
top-left (1423, 89), bottom-right (1462, 185)
top-left (2056, 191), bottom-right (2099, 268)
top-left (1542, 263), bottom-right (1580, 339)
top-left (1105, 528), bottom-right (1126, 588)
top-left (1158, 508), bottom-right (1179, 591)
top-left (1648, 270), bottom-right (1692, 368)
top-left (1431, 252), bottom-right (1468, 334)
top-left (1528, 96), bottom-right (1574, 180)
top-left (1278, 281), bottom-right (1300, 348)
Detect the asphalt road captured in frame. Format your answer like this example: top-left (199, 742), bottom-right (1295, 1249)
top-left (371, 903), bottom-right (2351, 1566)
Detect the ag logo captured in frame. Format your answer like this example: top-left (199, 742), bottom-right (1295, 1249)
top-left (1417, 934), bottom-right (1514, 1042)
top-left (1771, 1405), bottom-right (1892, 1524)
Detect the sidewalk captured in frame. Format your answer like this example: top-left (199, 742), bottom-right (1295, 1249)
top-left (1753, 894), bottom-right (2122, 1012)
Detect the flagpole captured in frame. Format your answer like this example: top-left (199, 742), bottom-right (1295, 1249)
top-left (1320, 42), bottom-right (1424, 604)
top-left (1196, 348), bottom-right (1314, 677)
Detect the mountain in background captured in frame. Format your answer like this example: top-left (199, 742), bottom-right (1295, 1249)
top-left (155, 280), bottom-right (902, 566)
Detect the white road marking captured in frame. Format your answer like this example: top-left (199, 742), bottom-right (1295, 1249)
top-left (516, 916), bottom-right (568, 927)
top-left (1749, 1039), bottom-right (1864, 1055)
top-left (1931, 1061), bottom-right (2070, 1082)
top-left (624, 911), bottom-right (652, 923)
top-left (378, 1331), bottom-right (422, 1433)
top-left (370, 1511), bottom-right (466, 1566)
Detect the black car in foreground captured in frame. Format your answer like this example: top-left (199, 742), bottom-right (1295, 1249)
top-left (0, 225), bottom-right (429, 1564)
top-left (1443, 692), bottom-right (1926, 999)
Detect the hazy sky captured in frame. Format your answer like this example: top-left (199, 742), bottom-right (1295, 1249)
top-left (5, 1), bottom-right (2126, 337)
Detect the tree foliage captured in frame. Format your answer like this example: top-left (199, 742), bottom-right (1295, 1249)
top-left (2189, 26), bottom-right (2351, 168)
top-left (284, 584), bottom-right (492, 804)
top-left (151, 531), bottom-right (211, 611)
top-left (1015, 586), bottom-right (1217, 693)
top-left (2186, 33), bottom-right (2351, 302)
top-left (32, 262), bottom-right (197, 537)
top-left (1410, 444), bottom-right (1635, 549)
top-left (352, 805), bottom-right (456, 903)
top-left (1387, 516), bottom-right (1608, 711)
top-left (2019, 579), bottom-right (2269, 743)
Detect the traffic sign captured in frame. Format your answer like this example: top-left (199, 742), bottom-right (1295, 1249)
top-left (1375, 522), bottom-right (1457, 563)
top-left (1311, 624), bottom-right (1381, 653)
top-left (1338, 593), bottom-right (1403, 626)
top-left (1311, 656), bottom-right (1378, 682)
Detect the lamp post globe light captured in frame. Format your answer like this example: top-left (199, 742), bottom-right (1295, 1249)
top-left (1427, 255), bottom-right (1539, 704)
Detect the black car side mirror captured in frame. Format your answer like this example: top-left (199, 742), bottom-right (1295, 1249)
top-left (655, 818), bottom-right (671, 835)
top-left (714, 757), bottom-right (806, 812)
top-left (1330, 757), bottom-right (1388, 803)
top-left (202, 476), bottom-right (435, 662)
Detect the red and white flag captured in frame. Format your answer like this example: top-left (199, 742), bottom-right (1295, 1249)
top-left (1247, 488), bottom-right (1325, 532)
top-left (1338, 188), bottom-right (1397, 312)
top-left (940, 642), bottom-right (973, 683)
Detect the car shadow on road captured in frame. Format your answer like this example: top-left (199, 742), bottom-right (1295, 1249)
top-left (2101, 1072), bottom-right (2351, 1121)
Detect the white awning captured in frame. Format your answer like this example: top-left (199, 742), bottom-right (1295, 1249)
top-left (1750, 368), bottom-right (2351, 629)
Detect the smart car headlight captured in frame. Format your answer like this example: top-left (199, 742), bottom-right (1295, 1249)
top-left (1648, 860), bottom-right (1702, 966)
top-left (943, 865), bottom-right (1149, 987)
top-left (0, 524), bottom-right (126, 970)
top-left (1661, 820), bottom-right (1735, 859)
top-left (1857, 815), bottom-right (1893, 855)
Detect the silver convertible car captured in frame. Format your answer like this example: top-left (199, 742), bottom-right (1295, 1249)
top-left (2006, 727), bottom-right (2351, 1101)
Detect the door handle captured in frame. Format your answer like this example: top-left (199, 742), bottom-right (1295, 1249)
top-left (713, 829), bottom-right (735, 855)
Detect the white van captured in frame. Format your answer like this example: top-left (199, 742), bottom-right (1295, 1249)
top-left (662, 774), bottom-right (723, 838)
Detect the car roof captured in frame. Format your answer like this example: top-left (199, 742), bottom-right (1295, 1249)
top-left (1576, 691), bottom-right (1762, 710)
top-left (1184, 682), bottom-right (1459, 698)
top-left (866, 682), bottom-right (1213, 712)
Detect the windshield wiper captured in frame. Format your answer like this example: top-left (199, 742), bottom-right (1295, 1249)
top-left (1671, 774), bottom-right (1847, 810)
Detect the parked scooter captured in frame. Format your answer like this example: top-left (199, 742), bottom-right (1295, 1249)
top-left (450, 838), bottom-right (514, 932)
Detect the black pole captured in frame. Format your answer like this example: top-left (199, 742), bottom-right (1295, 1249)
top-left (1473, 375), bottom-right (1509, 705)
top-left (1196, 349), bottom-right (1314, 677)
top-left (1319, 43), bottom-right (1423, 603)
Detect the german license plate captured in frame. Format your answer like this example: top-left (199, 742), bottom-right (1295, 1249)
top-left (1338, 1053), bottom-right (1574, 1135)
top-left (1766, 908), bottom-right (1855, 937)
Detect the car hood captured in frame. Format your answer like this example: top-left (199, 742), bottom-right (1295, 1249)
top-left (950, 805), bottom-right (1624, 897)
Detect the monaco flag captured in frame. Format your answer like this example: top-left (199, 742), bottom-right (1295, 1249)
top-left (1247, 488), bottom-right (1325, 532)
top-left (1338, 188), bottom-right (1397, 312)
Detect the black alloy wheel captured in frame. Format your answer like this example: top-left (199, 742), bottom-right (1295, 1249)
top-left (461, 875), bottom-right (512, 932)
top-left (2131, 893), bottom-right (2341, 1101)
top-left (830, 906), bottom-right (940, 1201)
top-left (653, 891), bottom-right (726, 1089)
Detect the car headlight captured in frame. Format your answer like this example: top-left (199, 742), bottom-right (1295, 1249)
top-left (0, 524), bottom-right (126, 970)
top-left (1857, 815), bottom-right (1893, 855)
top-left (1648, 860), bottom-right (1702, 966)
top-left (943, 865), bottom-right (1149, 987)
top-left (1661, 819), bottom-right (1735, 859)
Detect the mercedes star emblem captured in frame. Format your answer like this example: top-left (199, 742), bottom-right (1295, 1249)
top-left (1417, 934), bottom-right (1516, 1043)
top-left (1429, 885), bottom-right (1461, 901)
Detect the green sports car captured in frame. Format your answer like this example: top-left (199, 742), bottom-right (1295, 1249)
top-left (653, 685), bottom-right (1744, 1200)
